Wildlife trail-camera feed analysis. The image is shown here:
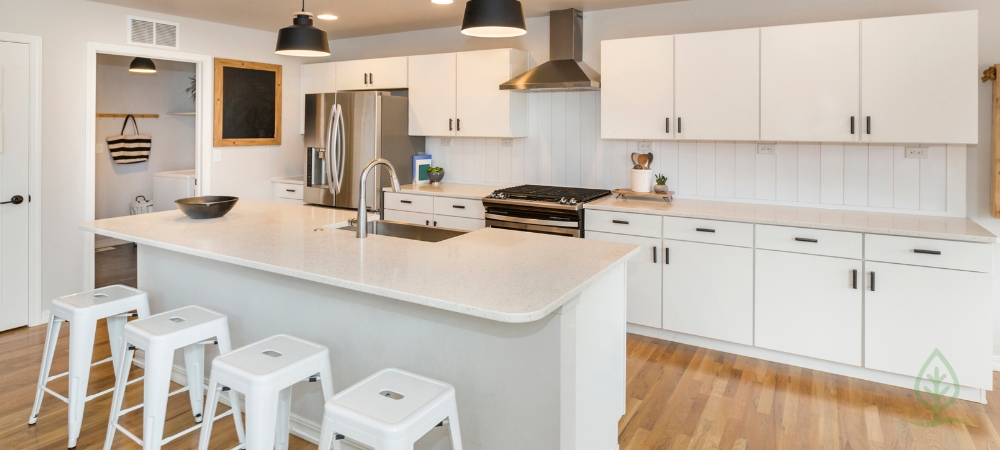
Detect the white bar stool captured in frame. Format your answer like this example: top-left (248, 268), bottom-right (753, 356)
top-left (28, 285), bottom-right (150, 449)
top-left (198, 334), bottom-right (334, 450)
top-left (317, 368), bottom-right (463, 450)
top-left (104, 306), bottom-right (245, 450)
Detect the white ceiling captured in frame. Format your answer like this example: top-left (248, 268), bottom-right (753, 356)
top-left (89, 0), bottom-right (684, 40)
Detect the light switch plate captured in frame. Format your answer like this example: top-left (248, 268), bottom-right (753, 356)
top-left (638, 142), bottom-right (653, 152)
top-left (213, 149), bottom-right (222, 162)
top-left (905, 147), bottom-right (928, 159)
top-left (757, 144), bottom-right (776, 155)
top-left (501, 139), bottom-right (513, 148)
top-left (441, 138), bottom-right (452, 147)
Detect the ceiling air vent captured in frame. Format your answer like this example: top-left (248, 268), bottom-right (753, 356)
top-left (127, 16), bottom-right (180, 49)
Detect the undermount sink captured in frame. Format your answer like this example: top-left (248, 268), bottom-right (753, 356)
top-left (338, 220), bottom-right (467, 243)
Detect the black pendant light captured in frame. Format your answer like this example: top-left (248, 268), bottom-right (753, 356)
top-left (128, 57), bottom-right (157, 74)
top-left (461, 0), bottom-right (526, 38)
top-left (275, 0), bottom-right (330, 57)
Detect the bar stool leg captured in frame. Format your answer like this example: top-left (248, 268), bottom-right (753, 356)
top-left (274, 387), bottom-right (292, 450)
top-left (183, 344), bottom-right (206, 422)
top-left (196, 380), bottom-right (221, 450)
top-left (245, 387), bottom-right (281, 450)
top-left (141, 345), bottom-right (175, 450)
top-left (67, 317), bottom-right (98, 449)
top-left (317, 366), bottom-right (341, 450)
top-left (216, 332), bottom-right (246, 445)
top-left (104, 338), bottom-right (134, 450)
top-left (106, 314), bottom-right (128, 379)
top-left (28, 315), bottom-right (63, 425)
top-left (317, 416), bottom-right (337, 450)
top-left (447, 400), bottom-right (464, 450)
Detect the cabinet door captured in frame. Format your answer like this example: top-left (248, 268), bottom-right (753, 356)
top-left (865, 261), bottom-right (991, 389)
top-left (456, 49), bottom-right (528, 137)
top-left (675, 28), bottom-right (760, 141)
top-left (662, 239), bottom-right (753, 345)
top-left (600, 36), bottom-right (674, 140)
top-left (861, 11), bottom-right (977, 144)
top-left (433, 214), bottom-right (484, 231)
top-left (587, 231), bottom-right (662, 328)
top-left (336, 59), bottom-right (370, 91)
top-left (409, 53), bottom-right (456, 136)
top-left (369, 57), bottom-right (408, 90)
top-left (302, 62), bottom-right (337, 94)
top-left (761, 21), bottom-right (860, 142)
top-left (384, 209), bottom-right (434, 226)
top-left (755, 250), bottom-right (862, 366)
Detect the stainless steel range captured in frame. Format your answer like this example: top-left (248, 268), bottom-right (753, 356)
top-left (483, 185), bottom-right (612, 238)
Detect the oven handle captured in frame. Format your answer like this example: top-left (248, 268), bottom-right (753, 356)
top-left (485, 213), bottom-right (579, 228)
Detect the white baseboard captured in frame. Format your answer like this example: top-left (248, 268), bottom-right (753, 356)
top-left (991, 355), bottom-right (1000, 372)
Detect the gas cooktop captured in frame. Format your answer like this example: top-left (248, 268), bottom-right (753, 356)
top-left (485, 185), bottom-right (612, 208)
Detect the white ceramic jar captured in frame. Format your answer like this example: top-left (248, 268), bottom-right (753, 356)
top-left (630, 169), bottom-right (652, 193)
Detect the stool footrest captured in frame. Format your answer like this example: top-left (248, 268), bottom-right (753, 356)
top-left (45, 357), bottom-right (114, 383)
top-left (113, 403), bottom-right (236, 447)
top-left (41, 387), bottom-right (69, 404)
top-left (114, 423), bottom-right (144, 446)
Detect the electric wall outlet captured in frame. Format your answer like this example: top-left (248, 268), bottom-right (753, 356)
top-left (441, 138), bottom-right (452, 147)
top-left (213, 149), bottom-right (222, 162)
top-left (638, 142), bottom-right (653, 152)
top-left (905, 147), bottom-right (928, 159)
top-left (757, 144), bottom-right (776, 155)
top-left (501, 139), bottom-right (513, 148)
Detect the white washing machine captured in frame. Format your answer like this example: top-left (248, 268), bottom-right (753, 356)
top-left (152, 169), bottom-right (196, 212)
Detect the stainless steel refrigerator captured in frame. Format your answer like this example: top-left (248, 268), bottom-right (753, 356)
top-left (303, 91), bottom-right (424, 211)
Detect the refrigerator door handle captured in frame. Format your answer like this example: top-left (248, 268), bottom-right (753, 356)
top-left (325, 103), bottom-right (337, 195)
top-left (335, 105), bottom-right (346, 192)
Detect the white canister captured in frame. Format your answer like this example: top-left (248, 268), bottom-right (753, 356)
top-left (630, 169), bottom-right (653, 193)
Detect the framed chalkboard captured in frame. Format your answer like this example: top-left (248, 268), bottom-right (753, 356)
top-left (213, 58), bottom-right (282, 146)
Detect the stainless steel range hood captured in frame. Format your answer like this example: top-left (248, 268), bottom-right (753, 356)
top-left (500, 9), bottom-right (600, 92)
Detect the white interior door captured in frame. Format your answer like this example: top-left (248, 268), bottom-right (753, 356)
top-left (760, 20), bottom-right (860, 142)
top-left (600, 35), bottom-right (674, 140)
top-left (0, 41), bottom-right (30, 332)
top-left (408, 53), bottom-right (456, 136)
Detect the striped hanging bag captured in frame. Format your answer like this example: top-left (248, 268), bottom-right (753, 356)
top-left (106, 114), bottom-right (152, 164)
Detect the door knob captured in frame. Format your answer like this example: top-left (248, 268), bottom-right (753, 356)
top-left (1, 195), bottom-right (24, 205)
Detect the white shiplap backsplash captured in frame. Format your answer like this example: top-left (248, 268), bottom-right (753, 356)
top-left (424, 91), bottom-right (967, 217)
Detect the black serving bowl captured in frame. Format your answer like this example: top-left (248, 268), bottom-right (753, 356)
top-left (175, 196), bottom-right (239, 219)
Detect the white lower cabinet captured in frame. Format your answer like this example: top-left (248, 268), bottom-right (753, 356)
top-left (384, 209), bottom-right (433, 226)
top-left (754, 250), bottom-right (862, 366)
top-left (433, 214), bottom-right (485, 232)
top-left (662, 239), bottom-right (753, 346)
top-left (865, 261), bottom-right (992, 389)
top-left (587, 231), bottom-right (662, 329)
top-left (383, 192), bottom-right (486, 231)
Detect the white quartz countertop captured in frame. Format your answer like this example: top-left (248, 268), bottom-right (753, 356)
top-left (385, 183), bottom-right (499, 199)
top-left (81, 201), bottom-right (638, 323)
top-left (586, 197), bottom-right (997, 243)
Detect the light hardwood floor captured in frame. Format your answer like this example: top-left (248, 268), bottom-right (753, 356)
top-left (2, 323), bottom-right (999, 449)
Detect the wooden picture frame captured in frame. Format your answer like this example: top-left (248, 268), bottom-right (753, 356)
top-left (213, 58), bottom-right (282, 147)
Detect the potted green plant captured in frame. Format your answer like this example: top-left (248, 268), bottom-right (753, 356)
top-left (654, 173), bottom-right (669, 194)
top-left (427, 166), bottom-right (445, 185)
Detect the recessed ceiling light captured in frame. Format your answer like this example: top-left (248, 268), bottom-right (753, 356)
top-left (317, 14), bottom-right (338, 20)
top-left (432, 0), bottom-right (453, 4)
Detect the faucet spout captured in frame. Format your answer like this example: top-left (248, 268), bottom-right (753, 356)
top-left (357, 158), bottom-right (400, 238)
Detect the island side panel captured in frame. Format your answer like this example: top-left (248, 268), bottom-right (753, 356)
top-left (137, 245), bottom-right (562, 450)
top-left (558, 264), bottom-right (627, 450)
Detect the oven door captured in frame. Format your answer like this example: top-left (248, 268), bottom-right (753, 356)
top-left (485, 213), bottom-right (580, 238)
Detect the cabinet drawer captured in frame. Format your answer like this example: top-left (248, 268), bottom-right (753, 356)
top-left (384, 209), bottom-right (433, 226)
top-left (383, 192), bottom-right (434, 214)
top-left (433, 196), bottom-right (485, 219)
top-left (865, 234), bottom-right (991, 273)
top-left (662, 217), bottom-right (753, 247)
top-left (756, 225), bottom-right (861, 259)
top-left (433, 215), bottom-right (485, 232)
top-left (585, 210), bottom-right (662, 238)
top-left (273, 183), bottom-right (304, 200)
top-left (275, 197), bottom-right (302, 205)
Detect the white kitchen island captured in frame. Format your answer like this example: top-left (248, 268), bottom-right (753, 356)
top-left (81, 201), bottom-right (638, 450)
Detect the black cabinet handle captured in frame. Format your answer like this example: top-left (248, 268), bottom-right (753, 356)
top-left (612, 220), bottom-right (629, 225)
top-left (695, 228), bottom-right (715, 233)
top-left (866, 116), bottom-right (871, 135)
top-left (870, 271), bottom-right (875, 292)
top-left (456, 118), bottom-right (461, 131)
top-left (794, 237), bottom-right (818, 243)
top-left (425, 220), bottom-right (430, 225)
top-left (369, 73), bottom-right (373, 84)
top-left (850, 116), bottom-right (855, 135)
top-left (664, 247), bottom-right (669, 264)
top-left (852, 269), bottom-right (857, 289)
top-left (364, 73), bottom-right (368, 84)
top-left (653, 246), bottom-right (657, 263)
top-left (433, 221), bottom-right (437, 226)
top-left (666, 118), bottom-right (670, 133)
top-left (400, 200), bottom-right (412, 204)
top-left (452, 205), bottom-right (465, 209)
top-left (677, 117), bottom-right (682, 133)
top-left (449, 118), bottom-right (453, 131)
top-left (913, 249), bottom-right (942, 255)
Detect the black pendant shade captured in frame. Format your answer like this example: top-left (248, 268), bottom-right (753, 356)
top-left (128, 57), bottom-right (157, 74)
top-left (275, 12), bottom-right (330, 57)
top-left (461, 0), bottom-right (526, 38)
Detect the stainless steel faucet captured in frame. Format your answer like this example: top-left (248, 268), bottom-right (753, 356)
top-left (357, 158), bottom-right (401, 238)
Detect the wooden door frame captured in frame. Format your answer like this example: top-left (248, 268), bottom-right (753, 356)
top-left (0, 32), bottom-right (43, 326)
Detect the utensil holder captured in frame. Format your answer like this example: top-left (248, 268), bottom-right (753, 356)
top-left (631, 169), bottom-right (653, 193)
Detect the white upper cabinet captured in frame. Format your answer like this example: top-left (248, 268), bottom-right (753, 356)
top-left (600, 36), bottom-right (674, 140)
top-left (409, 53), bottom-right (457, 136)
top-left (760, 20), bottom-right (860, 142)
top-left (302, 62), bottom-right (337, 94)
top-left (336, 57), bottom-right (408, 91)
top-left (456, 49), bottom-right (528, 138)
top-left (674, 28), bottom-right (760, 141)
top-left (861, 11), bottom-right (978, 144)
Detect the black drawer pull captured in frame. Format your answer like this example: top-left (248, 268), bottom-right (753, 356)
top-left (850, 116), bottom-right (855, 134)
top-left (286, 189), bottom-right (297, 193)
top-left (612, 220), bottom-right (630, 225)
top-left (870, 271), bottom-right (875, 292)
top-left (452, 205), bottom-right (465, 209)
top-left (652, 246), bottom-right (657, 263)
top-left (794, 237), bottom-right (818, 243)
top-left (400, 200), bottom-right (412, 204)
top-left (664, 247), bottom-right (669, 265)
top-left (852, 269), bottom-right (857, 289)
top-left (913, 249), bottom-right (941, 255)
top-left (695, 228), bottom-right (715, 233)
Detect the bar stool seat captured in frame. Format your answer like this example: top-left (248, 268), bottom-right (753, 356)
top-left (318, 368), bottom-right (463, 450)
top-left (198, 334), bottom-right (335, 450)
top-left (104, 306), bottom-right (245, 450)
top-left (29, 285), bottom-right (150, 449)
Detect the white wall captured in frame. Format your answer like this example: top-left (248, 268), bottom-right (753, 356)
top-left (95, 55), bottom-right (196, 219)
top-left (0, 0), bottom-right (308, 309)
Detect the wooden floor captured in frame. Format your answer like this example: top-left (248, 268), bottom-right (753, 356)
top-left (3, 324), bottom-right (999, 450)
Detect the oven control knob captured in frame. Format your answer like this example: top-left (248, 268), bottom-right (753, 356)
top-left (559, 197), bottom-right (568, 204)
top-left (569, 198), bottom-right (578, 205)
